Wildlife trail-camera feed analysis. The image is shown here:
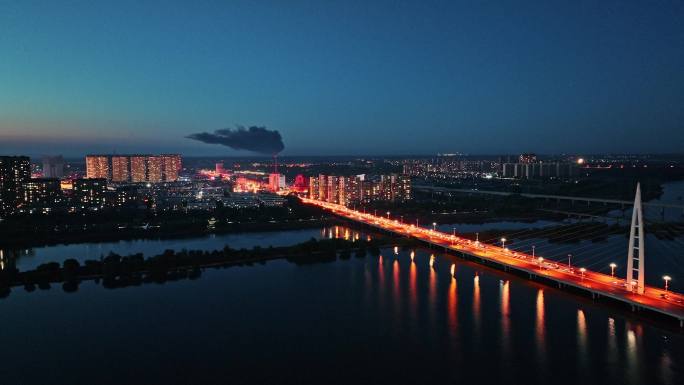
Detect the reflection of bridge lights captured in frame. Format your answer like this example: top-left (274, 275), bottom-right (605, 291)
top-left (429, 254), bottom-right (435, 268)
top-left (410, 251), bottom-right (415, 261)
top-left (450, 263), bottom-right (456, 278)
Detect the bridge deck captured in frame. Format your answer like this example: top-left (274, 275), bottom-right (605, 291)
top-left (302, 198), bottom-right (684, 325)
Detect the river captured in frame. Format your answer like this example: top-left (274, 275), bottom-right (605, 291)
top-left (0, 245), bottom-right (680, 384)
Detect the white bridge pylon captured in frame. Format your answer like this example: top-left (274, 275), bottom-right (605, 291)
top-left (626, 183), bottom-right (645, 294)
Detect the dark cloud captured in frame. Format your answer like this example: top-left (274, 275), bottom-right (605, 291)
top-left (186, 126), bottom-right (285, 154)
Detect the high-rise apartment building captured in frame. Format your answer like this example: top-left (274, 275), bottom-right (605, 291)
top-left (309, 176), bottom-right (319, 199)
top-left (0, 156), bottom-right (31, 213)
top-left (318, 174), bottom-right (328, 202)
top-left (111, 156), bottom-right (130, 182)
top-left (73, 178), bottom-right (107, 207)
top-left (130, 156), bottom-right (147, 183)
top-left (147, 156), bottom-right (163, 183)
top-left (86, 155), bottom-right (109, 179)
top-left (162, 154), bottom-right (181, 182)
top-left (23, 178), bottom-right (61, 207)
top-left (85, 154), bottom-right (182, 183)
top-left (42, 155), bottom-right (65, 178)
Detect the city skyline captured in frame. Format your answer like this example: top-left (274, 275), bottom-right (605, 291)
top-left (2, 1), bottom-right (683, 156)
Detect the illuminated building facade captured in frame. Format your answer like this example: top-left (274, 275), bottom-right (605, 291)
top-left (147, 156), bottom-right (163, 183)
top-left (85, 154), bottom-right (182, 183)
top-left (86, 155), bottom-right (109, 179)
top-left (73, 178), bottom-right (108, 207)
top-left (161, 154), bottom-right (181, 182)
top-left (318, 174), bottom-right (328, 201)
top-left (311, 173), bottom-right (411, 206)
top-left (326, 176), bottom-right (339, 204)
top-left (23, 178), bottom-right (61, 207)
top-left (268, 173), bottom-right (285, 192)
top-left (519, 153), bottom-right (537, 164)
top-left (309, 176), bottom-right (319, 199)
top-left (111, 156), bottom-right (130, 182)
top-left (130, 156), bottom-right (147, 182)
top-left (0, 156), bottom-right (31, 213)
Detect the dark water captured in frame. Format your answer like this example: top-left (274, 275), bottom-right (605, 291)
top-left (0, 228), bottom-right (326, 271)
top-left (0, 244), bottom-right (681, 385)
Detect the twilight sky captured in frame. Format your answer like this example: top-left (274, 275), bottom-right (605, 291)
top-left (1, 0), bottom-right (683, 157)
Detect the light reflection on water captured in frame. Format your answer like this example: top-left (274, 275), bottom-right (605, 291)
top-left (0, 245), bottom-right (681, 384)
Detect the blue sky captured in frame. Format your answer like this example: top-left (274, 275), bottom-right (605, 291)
top-left (1, 0), bottom-right (683, 156)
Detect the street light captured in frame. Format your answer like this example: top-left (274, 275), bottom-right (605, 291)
top-left (663, 275), bottom-right (671, 292)
top-left (432, 222), bottom-right (437, 231)
top-left (532, 245), bottom-right (536, 258)
top-left (580, 267), bottom-right (586, 279)
top-left (501, 237), bottom-right (507, 249)
top-left (475, 232), bottom-right (479, 244)
top-left (387, 211), bottom-right (390, 219)
top-left (568, 254), bottom-right (572, 269)
top-left (610, 263), bottom-right (617, 277)
top-left (538, 257), bottom-right (544, 269)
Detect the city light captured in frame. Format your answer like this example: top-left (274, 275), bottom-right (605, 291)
top-left (663, 275), bottom-right (672, 292)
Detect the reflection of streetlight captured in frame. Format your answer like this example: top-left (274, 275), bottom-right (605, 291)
top-left (663, 275), bottom-right (672, 292)
top-left (610, 263), bottom-right (617, 277)
top-left (580, 267), bottom-right (586, 279)
top-left (501, 237), bottom-right (507, 249)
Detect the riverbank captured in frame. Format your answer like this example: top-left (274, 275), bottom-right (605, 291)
top-left (0, 217), bottom-right (344, 249)
top-left (0, 236), bottom-right (418, 298)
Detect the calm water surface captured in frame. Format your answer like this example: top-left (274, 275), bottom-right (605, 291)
top-left (0, 243), bottom-right (681, 384)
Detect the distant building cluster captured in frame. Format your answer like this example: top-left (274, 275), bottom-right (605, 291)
top-left (309, 174), bottom-right (411, 206)
top-left (501, 162), bottom-right (578, 179)
top-left (402, 157), bottom-right (497, 180)
top-left (86, 154), bottom-right (182, 183)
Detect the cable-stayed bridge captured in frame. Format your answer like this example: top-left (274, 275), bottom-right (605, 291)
top-left (301, 185), bottom-right (684, 326)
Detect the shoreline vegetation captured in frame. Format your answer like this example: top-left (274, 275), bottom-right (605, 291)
top-left (0, 217), bottom-right (341, 249)
top-left (0, 237), bottom-right (415, 298)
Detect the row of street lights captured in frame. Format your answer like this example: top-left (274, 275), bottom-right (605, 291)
top-left (364, 209), bottom-right (674, 294)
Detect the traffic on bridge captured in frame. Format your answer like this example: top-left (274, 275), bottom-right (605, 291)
top-left (302, 197), bottom-right (684, 326)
